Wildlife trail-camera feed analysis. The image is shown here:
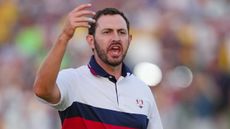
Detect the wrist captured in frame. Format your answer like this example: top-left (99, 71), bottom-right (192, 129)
top-left (59, 32), bottom-right (72, 41)
top-left (61, 28), bottom-right (74, 39)
top-left (55, 33), bottom-right (71, 47)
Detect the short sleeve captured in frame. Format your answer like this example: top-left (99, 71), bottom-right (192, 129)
top-left (49, 69), bottom-right (75, 111)
top-left (147, 93), bottom-right (163, 129)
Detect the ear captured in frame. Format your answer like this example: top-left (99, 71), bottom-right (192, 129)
top-left (86, 34), bottom-right (95, 50)
top-left (128, 34), bottom-right (132, 44)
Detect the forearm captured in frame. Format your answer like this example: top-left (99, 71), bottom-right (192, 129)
top-left (33, 33), bottom-right (70, 102)
top-left (33, 3), bottom-right (95, 103)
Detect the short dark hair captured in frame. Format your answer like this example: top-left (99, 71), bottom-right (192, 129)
top-left (88, 8), bottom-right (130, 35)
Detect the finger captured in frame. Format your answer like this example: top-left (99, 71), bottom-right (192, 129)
top-left (72, 17), bottom-right (95, 23)
top-left (74, 10), bottom-right (96, 17)
top-left (72, 3), bottom-right (92, 12)
top-left (72, 22), bottom-right (91, 28)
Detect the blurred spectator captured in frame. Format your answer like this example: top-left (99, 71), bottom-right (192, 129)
top-left (0, 0), bottom-right (18, 45)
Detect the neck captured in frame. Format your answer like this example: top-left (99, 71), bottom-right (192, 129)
top-left (94, 55), bottom-right (122, 80)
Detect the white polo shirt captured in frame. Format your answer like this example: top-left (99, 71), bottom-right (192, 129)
top-left (51, 56), bottom-right (163, 129)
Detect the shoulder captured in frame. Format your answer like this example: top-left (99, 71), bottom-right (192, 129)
top-left (59, 65), bottom-right (88, 75)
top-left (127, 74), bottom-right (154, 97)
top-left (58, 65), bottom-right (89, 80)
top-left (128, 74), bottom-right (148, 87)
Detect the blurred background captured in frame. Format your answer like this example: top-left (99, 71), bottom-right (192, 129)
top-left (0, 0), bottom-right (230, 129)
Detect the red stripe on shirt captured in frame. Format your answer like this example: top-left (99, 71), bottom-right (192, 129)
top-left (62, 117), bottom-right (137, 129)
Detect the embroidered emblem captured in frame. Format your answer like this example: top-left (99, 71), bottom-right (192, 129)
top-left (136, 99), bottom-right (144, 108)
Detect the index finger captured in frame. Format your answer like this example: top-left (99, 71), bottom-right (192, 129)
top-left (73, 3), bottom-right (92, 12)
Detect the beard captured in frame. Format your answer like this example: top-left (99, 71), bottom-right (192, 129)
top-left (94, 39), bottom-right (129, 67)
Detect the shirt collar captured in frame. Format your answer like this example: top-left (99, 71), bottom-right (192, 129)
top-left (88, 56), bottom-right (132, 78)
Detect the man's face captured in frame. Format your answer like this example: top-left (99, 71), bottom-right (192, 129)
top-left (93, 14), bottom-right (131, 66)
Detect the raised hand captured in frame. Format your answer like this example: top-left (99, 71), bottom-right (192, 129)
top-left (62, 3), bottom-right (96, 39)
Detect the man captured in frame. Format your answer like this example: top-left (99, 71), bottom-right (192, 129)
top-left (33, 3), bottom-right (163, 129)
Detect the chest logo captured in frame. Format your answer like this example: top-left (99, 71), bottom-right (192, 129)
top-left (136, 99), bottom-right (144, 108)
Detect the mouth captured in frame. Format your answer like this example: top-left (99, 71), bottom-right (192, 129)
top-left (108, 44), bottom-right (122, 58)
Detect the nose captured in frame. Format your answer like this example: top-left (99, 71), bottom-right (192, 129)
top-left (112, 32), bottom-right (121, 42)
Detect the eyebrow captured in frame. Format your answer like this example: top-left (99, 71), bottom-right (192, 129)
top-left (101, 28), bottom-right (127, 31)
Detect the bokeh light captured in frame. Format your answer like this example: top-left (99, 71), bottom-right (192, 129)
top-left (134, 62), bottom-right (162, 86)
top-left (166, 66), bottom-right (193, 88)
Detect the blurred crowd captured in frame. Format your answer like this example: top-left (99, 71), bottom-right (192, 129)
top-left (0, 0), bottom-right (230, 129)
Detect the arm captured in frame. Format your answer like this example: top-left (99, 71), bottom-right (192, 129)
top-left (33, 3), bottom-right (95, 104)
top-left (147, 96), bottom-right (163, 129)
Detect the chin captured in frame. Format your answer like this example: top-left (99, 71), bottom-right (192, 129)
top-left (107, 58), bottom-right (123, 66)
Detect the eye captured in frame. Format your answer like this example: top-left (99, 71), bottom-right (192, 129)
top-left (102, 30), bottom-right (111, 34)
top-left (119, 30), bottom-right (127, 35)
top-left (103, 31), bottom-right (109, 34)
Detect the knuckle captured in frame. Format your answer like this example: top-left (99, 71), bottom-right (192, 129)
top-left (70, 21), bottom-right (75, 26)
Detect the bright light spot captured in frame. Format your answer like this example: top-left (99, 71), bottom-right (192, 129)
top-left (134, 62), bottom-right (162, 86)
top-left (127, 35), bottom-right (161, 65)
top-left (167, 66), bottom-right (193, 88)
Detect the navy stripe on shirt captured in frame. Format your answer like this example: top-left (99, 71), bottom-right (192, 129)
top-left (59, 101), bottom-right (149, 129)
